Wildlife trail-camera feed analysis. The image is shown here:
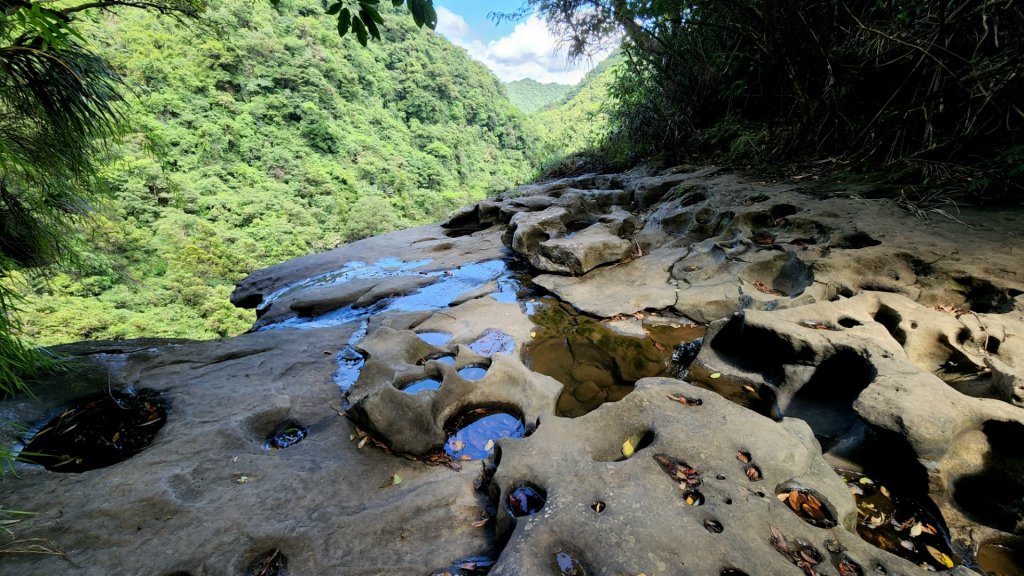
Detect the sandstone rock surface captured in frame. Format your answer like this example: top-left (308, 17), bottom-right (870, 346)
top-left (4, 166), bottom-right (1024, 576)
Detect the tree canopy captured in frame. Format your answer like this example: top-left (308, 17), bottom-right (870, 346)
top-left (9, 0), bottom-right (542, 349)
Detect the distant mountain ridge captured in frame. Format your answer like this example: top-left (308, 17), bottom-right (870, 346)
top-left (504, 78), bottom-right (573, 113)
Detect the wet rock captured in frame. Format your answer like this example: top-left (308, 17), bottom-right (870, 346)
top-left (289, 275), bottom-right (438, 318)
top-left (345, 299), bottom-right (561, 455)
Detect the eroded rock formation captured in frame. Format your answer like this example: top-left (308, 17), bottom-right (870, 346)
top-left (3, 166), bottom-right (1023, 575)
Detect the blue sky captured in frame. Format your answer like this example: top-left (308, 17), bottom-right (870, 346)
top-left (435, 1), bottom-right (525, 42)
top-left (433, 2), bottom-right (614, 85)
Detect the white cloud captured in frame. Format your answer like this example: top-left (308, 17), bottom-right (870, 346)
top-left (434, 11), bottom-right (613, 85)
top-left (435, 6), bottom-right (470, 40)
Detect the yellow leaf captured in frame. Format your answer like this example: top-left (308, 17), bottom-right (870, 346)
top-left (710, 372), bottom-right (722, 379)
top-left (622, 438), bottom-right (635, 458)
top-left (926, 545), bottom-right (954, 568)
top-left (392, 474), bottom-right (402, 486)
top-left (858, 476), bottom-right (873, 485)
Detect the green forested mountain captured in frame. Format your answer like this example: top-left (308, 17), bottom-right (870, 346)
top-left (12, 0), bottom-right (542, 346)
top-left (533, 53), bottom-right (621, 164)
top-left (504, 79), bottom-right (572, 113)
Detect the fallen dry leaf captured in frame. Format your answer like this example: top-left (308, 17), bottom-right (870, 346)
top-left (753, 280), bottom-right (784, 296)
top-left (745, 465), bottom-right (762, 481)
top-left (926, 545), bottom-right (955, 568)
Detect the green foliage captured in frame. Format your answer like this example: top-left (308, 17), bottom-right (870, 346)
top-left (532, 53), bottom-right (620, 170)
top-left (504, 78), bottom-right (571, 113)
top-left (532, 0), bottom-right (1024, 192)
top-left (323, 0), bottom-right (436, 46)
top-left (15, 0), bottom-right (542, 346)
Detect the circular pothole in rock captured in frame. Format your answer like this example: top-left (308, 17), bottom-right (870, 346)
top-left (444, 409), bottom-right (525, 461)
top-left (977, 538), bottom-right (1024, 576)
top-left (417, 332), bottom-right (452, 346)
top-left (591, 500), bottom-right (606, 513)
top-left (554, 551), bottom-right (587, 575)
top-left (468, 329), bottom-right (515, 356)
top-left (837, 469), bottom-right (957, 570)
top-left (18, 388), bottom-right (167, 473)
top-left (683, 490), bottom-right (705, 506)
top-left (835, 555), bottom-right (865, 576)
top-left (704, 518), bottom-right (724, 533)
top-left (399, 378), bottom-right (442, 394)
top-left (245, 548), bottom-right (288, 576)
top-left (776, 487), bottom-right (836, 528)
top-left (720, 570), bottom-right (750, 576)
top-left (507, 483), bottom-right (546, 517)
top-left (458, 365), bottom-right (489, 381)
top-left (264, 422), bottom-right (308, 450)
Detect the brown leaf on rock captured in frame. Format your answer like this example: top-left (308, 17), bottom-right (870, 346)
top-left (667, 393), bottom-right (703, 406)
top-left (736, 450), bottom-right (751, 463)
top-left (753, 280), bottom-right (784, 296)
top-left (837, 558), bottom-right (863, 576)
top-left (745, 465), bottom-right (762, 481)
top-left (770, 525), bottom-right (788, 552)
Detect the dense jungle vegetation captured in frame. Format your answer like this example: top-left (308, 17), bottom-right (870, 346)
top-left (4, 0), bottom-right (1023, 394)
top-left (534, 0), bottom-right (1024, 196)
top-left (7, 0), bottom-right (549, 348)
top-left (504, 78), bottom-right (572, 113)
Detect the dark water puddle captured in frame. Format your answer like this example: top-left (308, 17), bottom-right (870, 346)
top-left (685, 364), bottom-right (781, 419)
top-left (524, 298), bottom-right (703, 417)
top-left (445, 411), bottom-right (525, 461)
top-left (259, 259), bottom-right (511, 331)
top-left (459, 366), bottom-right (489, 380)
top-left (555, 551), bottom-right (587, 575)
top-left (245, 548), bottom-right (288, 576)
top-left (837, 469), bottom-right (958, 571)
top-left (401, 378), bottom-right (442, 394)
top-left (977, 539), bottom-right (1024, 576)
top-left (418, 332), bottom-right (453, 346)
top-left (18, 388), bottom-right (167, 473)
top-left (430, 555), bottom-right (496, 575)
top-left (264, 422), bottom-right (308, 450)
top-left (507, 484), bottom-right (546, 517)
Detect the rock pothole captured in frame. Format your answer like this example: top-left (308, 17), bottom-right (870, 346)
top-left (18, 388), bottom-right (167, 473)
